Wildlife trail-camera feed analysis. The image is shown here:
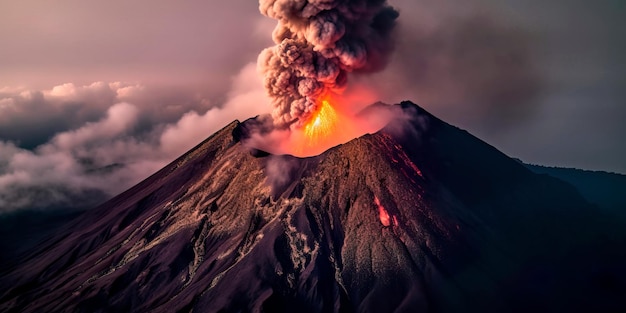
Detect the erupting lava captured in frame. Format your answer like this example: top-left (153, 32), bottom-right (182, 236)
top-left (303, 98), bottom-right (339, 147)
top-left (247, 91), bottom-right (397, 157)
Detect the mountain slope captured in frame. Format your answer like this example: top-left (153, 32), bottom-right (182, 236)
top-left (1, 101), bottom-right (624, 313)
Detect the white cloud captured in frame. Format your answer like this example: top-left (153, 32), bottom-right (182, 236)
top-left (0, 63), bottom-right (271, 213)
top-left (50, 102), bottom-right (139, 150)
top-left (159, 62), bottom-right (271, 157)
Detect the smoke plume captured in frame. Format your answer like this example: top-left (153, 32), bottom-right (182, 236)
top-left (258, 0), bottom-right (399, 127)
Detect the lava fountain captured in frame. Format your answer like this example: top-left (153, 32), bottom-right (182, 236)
top-left (303, 97), bottom-right (339, 148)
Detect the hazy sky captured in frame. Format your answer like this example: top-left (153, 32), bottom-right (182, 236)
top-left (0, 0), bottom-right (624, 212)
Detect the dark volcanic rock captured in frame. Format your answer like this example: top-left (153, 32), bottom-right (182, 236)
top-left (1, 101), bottom-right (624, 313)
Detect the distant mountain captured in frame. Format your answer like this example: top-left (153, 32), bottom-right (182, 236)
top-left (524, 163), bottom-right (626, 215)
top-left (1, 101), bottom-right (624, 313)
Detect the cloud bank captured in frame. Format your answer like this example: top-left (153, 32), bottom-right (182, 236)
top-left (0, 63), bottom-right (270, 213)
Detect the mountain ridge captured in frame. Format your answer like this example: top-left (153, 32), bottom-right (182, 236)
top-left (524, 163), bottom-right (626, 213)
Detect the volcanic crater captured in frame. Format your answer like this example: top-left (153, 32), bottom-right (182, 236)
top-left (1, 102), bottom-right (624, 313)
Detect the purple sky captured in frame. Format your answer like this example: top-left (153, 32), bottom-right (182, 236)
top-left (0, 0), bottom-right (624, 212)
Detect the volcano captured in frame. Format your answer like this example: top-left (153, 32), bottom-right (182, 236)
top-left (1, 101), bottom-right (625, 312)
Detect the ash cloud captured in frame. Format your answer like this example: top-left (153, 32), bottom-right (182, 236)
top-left (0, 64), bottom-right (270, 214)
top-left (355, 13), bottom-right (542, 131)
top-left (258, 0), bottom-right (399, 127)
top-left (400, 16), bottom-right (541, 130)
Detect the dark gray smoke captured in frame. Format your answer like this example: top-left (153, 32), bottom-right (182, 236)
top-left (258, 0), bottom-right (399, 127)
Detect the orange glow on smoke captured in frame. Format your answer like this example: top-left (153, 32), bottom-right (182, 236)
top-left (303, 98), bottom-right (339, 147)
top-left (246, 88), bottom-right (396, 157)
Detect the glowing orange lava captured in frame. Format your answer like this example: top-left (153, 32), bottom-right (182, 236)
top-left (303, 98), bottom-right (339, 147)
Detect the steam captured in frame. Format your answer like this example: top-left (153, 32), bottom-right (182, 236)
top-left (258, 0), bottom-right (399, 127)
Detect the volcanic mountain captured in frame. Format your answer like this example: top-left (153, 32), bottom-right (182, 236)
top-left (1, 101), bottom-right (624, 312)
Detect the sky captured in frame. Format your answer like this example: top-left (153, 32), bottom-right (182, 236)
top-left (0, 0), bottom-right (624, 213)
